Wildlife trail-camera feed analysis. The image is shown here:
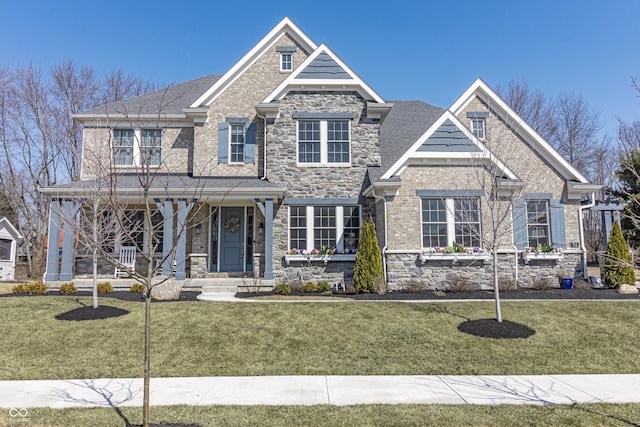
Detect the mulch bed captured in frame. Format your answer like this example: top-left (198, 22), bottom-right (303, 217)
top-left (458, 318), bottom-right (537, 339)
top-left (55, 305), bottom-right (130, 321)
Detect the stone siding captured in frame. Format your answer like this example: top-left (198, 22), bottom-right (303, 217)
top-left (385, 251), bottom-right (583, 291)
top-left (266, 91), bottom-right (380, 281)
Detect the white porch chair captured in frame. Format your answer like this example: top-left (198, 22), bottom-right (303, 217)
top-left (114, 246), bottom-right (136, 278)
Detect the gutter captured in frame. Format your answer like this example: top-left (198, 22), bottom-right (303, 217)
top-left (256, 112), bottom-right (268, 180)
top-left (579, 192), bottom-right (597, 280)
top-left (370, 188), bottom-right (389, 287)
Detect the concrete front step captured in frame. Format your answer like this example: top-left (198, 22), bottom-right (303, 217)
top-left (201, 285), bottom-right (239, 294)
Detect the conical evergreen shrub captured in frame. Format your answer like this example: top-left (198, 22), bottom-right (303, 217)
top-left (603, 221), bottom-right (635, 288)
top-left (353, 218), bottom-right (384, 293)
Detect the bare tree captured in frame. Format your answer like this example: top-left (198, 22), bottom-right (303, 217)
top-left (496, 80), bottom-right (556, 141)
top-left (551, 91), bottom-right (602, 177)
top-left (0, 61), bottom-right (156, 279)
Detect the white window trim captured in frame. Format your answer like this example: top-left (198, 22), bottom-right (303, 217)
top-left (296, 120), bottom-right (351, 167)
top-left (111, 128), bottom-right (163, 167)
top-left (421, 197), bottom-right (482, 249)
top-left (526, 200), bottom-right (551, 247)
top-left (471, 119), bottom-right (486, 140)
top-left (288, 205), bottom-right (360, 252)
top-left (228, 123), bottom-right (245, 164)
top-left (0, 238), bottom-right (15, 262)
top-left (280, 52), bottom-right (293, 72)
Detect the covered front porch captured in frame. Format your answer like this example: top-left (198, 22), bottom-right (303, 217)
top-left (39, 175), bottom-right (286, 283)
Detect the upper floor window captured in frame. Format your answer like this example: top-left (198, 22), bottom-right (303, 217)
top-left (471, 119), bottom-right (485, 140)
top-left (141, 129), bottom-right (162, 166)
top-left (526, 200), bottom-right (550, 248)
top-left (113, 129), bottom-right (134, 166)
top-left (229, 124), bottom-right (245, 163)
top-left (421, 197), bottom-right (481, 249)
top-left (112, 128), bottom-right (163, 166)
top-left (297, 119), bottom-right (351, 166)
top-left (280, 53), bottom-right (293, 71)
top-left (467, 112), bottom-right (488, 140)
top-left (218, 119), bottom-right (256, 164)
top-left (276, 46), bottom-right (296, 72)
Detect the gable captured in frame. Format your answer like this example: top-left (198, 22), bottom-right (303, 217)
top-left (380, 111), bottom-right (518, 180)
top-left (450, 78), bottom-right (591, 184)
top-left (191, 17), bottom-right (317, 108)
top-left (262, 44), bottom-right (385, 104)
top-left (417, 119), bottom-right (481, 153)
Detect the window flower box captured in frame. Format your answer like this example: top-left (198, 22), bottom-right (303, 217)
top-left (523, 246), bottom-right (564, 263)
top-left (285, 248), bottom-right (356, 264)
top-left (420, 247), bottom-right (490, 263)
top-left (523, 252), bottom-right (564, 263)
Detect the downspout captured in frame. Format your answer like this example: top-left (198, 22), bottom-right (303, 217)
top-left (512, 244), bottom-right (519, 287)
top-left (257, 112), bottom-right (268, 180)
top-left (579, 192), bottom-right (597, 279)
top-left (371, 189), bottom-right (388, 286)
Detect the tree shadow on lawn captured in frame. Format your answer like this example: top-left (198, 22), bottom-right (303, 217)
top-left (54, 298), bottom-right (130, 321)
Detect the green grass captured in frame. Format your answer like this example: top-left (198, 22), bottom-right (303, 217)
top-left (1, 297), bottom-right (640, 380)
top-left (12, 403), bottom-right (640, 427)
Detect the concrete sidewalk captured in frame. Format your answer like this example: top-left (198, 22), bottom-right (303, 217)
top-left (0, 374), bottom-right (639, 408)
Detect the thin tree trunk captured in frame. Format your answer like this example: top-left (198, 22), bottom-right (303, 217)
top-left (143, 292), bottom-right (151, 427)
top-left (493, 251), bottom-right (502, 322)
top-left (92, 249), bottom-right (98, 309)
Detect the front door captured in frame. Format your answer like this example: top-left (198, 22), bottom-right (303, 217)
top-left (220, 207), bottom-right (244, 272)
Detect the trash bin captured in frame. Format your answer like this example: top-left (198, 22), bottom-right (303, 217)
top-left (562, 278), bottom-right (573, 289)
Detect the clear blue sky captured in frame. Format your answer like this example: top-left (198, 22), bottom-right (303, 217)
top-left (1, 0), bottom-right (638, 137)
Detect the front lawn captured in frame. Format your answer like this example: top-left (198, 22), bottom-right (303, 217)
top-left (18, 403), bottom-right (640, 427)
top-left (1, 296), bottom-right (639, 380)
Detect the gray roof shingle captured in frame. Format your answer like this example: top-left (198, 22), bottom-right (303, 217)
top-left (79, 75), bottom-right (221, 116)
top-left (378, 100), bottom-right (445, 176)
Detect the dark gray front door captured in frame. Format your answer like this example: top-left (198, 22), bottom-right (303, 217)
top-left (220, 207), bottom-right (244, 272)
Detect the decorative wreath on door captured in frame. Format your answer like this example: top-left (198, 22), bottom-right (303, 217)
top-left (224, 216), bottom-right (241, 233)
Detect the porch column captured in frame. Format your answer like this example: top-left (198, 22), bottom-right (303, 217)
top-left (59, 199), bottom-right (81, 281)
top-left (155, 198), bottom-right (174, 276)
top-left (264, 198), bottom-right (274, 280)
top-left (175, 198), bottom-right (196, 280)
top-left (44, 199), bottom-right (61, 281)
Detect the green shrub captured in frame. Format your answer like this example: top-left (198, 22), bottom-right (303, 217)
top-left (129, 283), bottom-right (145, 293)
top-left (317, 281), bottom-right (331, 292)
top-left (59, 282), bottom-right (78, 295)
top-left (274, 283), bottom-right (291, 295)
top-left (301, 282), bottom-right (317, 293)
top-left (354, 218), bottom-right (384, 293)
top-left (603, 221), bottom-right (635, 288)
top-left (11, 283), bottom-right (29, 293)
top-left (97, 282), bottom-right (114, 293)
top-left (27, 282), bottom-right (48, 295)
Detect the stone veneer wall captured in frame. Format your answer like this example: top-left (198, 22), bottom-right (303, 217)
top-left (385, 252), bottom-right (583, 291)
top-left (267, 91), bottom-right (380, 282)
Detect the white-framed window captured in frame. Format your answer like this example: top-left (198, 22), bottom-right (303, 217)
top-left (113, 129), bottom-right (135, 165)
top-left (280, 52), bottom-right (293, 71)
top-left (526, 200), bottom-right (550, 248)
top-left (288, 205), bottom-right (360, 252)
top-left (297, 119), bottom-right (351, 166)
top-left (471, 119), bottom-right (485, 140)
top-left (0, 238), bottom-right (13, 261)
top-left (421, 198), bottom-right (481, 248)
top-left (229, 124), bottom-right (245, 163)
top-left (112, 128), bottom-right (163, 166)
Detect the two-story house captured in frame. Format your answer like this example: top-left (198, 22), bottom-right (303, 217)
top-left (41, 17), bottom-right (599, 292)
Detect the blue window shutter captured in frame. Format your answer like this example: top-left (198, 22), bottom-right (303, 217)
top-left (512, 199), bottom-right (528, 250)
top-left (550, 199), bottom-right (567, 249)
top-left (245, 122), bottom-right (256, 164)
top-left (218, 122), bottom-right (229, 163)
